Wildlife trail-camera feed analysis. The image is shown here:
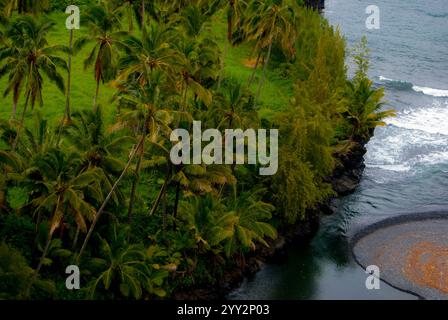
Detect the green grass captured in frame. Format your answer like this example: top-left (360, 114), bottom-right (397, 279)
top-left (210, 13), bottom-right (293, 117)
top-left (0, 11), bottom-right (294, 127)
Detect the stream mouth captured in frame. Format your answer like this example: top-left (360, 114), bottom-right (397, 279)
top-left (351, 211), bottom-right (448, 300)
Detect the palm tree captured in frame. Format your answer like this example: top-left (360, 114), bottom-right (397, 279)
top-left (74, 3), bottom-right (126, 111)
top-left (118, 22), bottom-right (179, 88)
top-left (64, 28), bottom-right (74, 123)
top-left (223, 189), bottom-right (277, 259)
top-left (170, 164), bottom-right (236, 225)
top-left (217, 0), bottom-right (247, 88)
top-left (0, 0), bottom-right (49, 17)
top-left (1, 17), bottom-right (66, 122)
top-left (3, 17), bottom-right (66, 149)
top-left (174, 37), bottom-right (217, 109)
top-left (63, 108), bottom-right (135, 211)
top-left (113, 0), bottom-right (136, 32)
top-left (87, 227), bottom-right (168, 299)
top-left (19, 111), bottom-right (56, 159)
top-left (0, 40), bottom-right (26, 119)
top-left (24, 148), bottom-right (102, 297)
top-left (77, 135), bottom-right (145, 262)
top-left (178, 194), bottom-right (235, 253)
top-left (345, 78), bottom-right (395, 141)
top-left (344, 37), bottom-right (395, 140)
top-left (245, 0), bottom-right (297, 105)
top-left (225, 0), bottom-right (247, 43)
top-left (111, 77), bottom-right (173, 224)
top-left (212, 79), bottom-right (258, 129)
top-left (178, 4), bottom-right (210, 39)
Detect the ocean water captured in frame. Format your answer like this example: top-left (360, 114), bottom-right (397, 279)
top-left (230, 0), bottom-right (448, 300)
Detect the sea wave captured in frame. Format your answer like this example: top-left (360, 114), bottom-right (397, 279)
top-left (377, 76), bottom-right (448, 97)
top-left (412, 86), bottom-right (448, 97)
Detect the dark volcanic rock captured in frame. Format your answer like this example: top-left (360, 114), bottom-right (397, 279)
top-left (332, 141), bottom-right (368, 196)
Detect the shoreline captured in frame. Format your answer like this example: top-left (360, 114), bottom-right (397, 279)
top-left (172, 137), bottom-right (371, 300)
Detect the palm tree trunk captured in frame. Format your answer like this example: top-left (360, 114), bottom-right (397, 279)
top-left (24, 229), bottom-right (53, 298)
top-left (127, 135), bottom-right (145, 225)
top-left (218, 13), bottom-right (233, 90)
top-left (18, 0), bottom-right (24, 14)
top-left (56, 29), bottom-right (74, 147)
top-left (11, 100), bottom-right (17, 120)
top-left (248, 52), bottom-right (262, 87)
top-left (25, 198), bottom-right (61, 298)
top-left (128, 7), bottom-right (134, 32)
top-left (65, 29), bottom-right (74, 122)
top-left (255, 40), bottom-right (273, 108)
top-left (12, 91), bottom-right (31, 151)
top-left (93, 79), bottom-right (100, 112)
top-left (77, 136), bottom-right (144, 262)
top-left (173, 181), bottom-right (181, 219)
top-left (148, 164), bottom-right (171, 216)
top-left (162, 183), bottom-right (167, 236)
top-left (218, 40), bottom-right (229, 90)
top-left (72, 225), bottom-right (80, 250)
top-left (182, 83), bottom-right (189, 110)
top-left (141, 0), bottom-right (145, 31)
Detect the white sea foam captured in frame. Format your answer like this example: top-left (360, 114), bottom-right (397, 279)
top-left (379, 76), bottom-right (394, 82)
top-left (412, 86), bottom-right (448, 97)
top-left (366, 101), bottom-right (448, 177)
top-left (368, 164), bottom-right (411, 172)
top-left (386, 102), bottom-right (448, 135)
top-left (413, 151), bottom-right (448, 166)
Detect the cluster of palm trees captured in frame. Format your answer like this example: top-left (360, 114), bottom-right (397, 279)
top-left (0, 0), bottom-right (302, 299)
top-left (0, 0), bottom-right (392, 299)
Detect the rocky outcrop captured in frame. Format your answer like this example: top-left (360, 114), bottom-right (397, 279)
top-left (332, 141), bottom-right (368, 196)
top-left (304, 0), bottom-right (325, 12)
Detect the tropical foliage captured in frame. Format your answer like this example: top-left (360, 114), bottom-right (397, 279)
top-left (0, 0), bottom-right (392, 299)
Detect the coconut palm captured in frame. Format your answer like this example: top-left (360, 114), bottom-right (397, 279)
top-left (223, 189), bottom-right (277, 259)
top-left (1, 17), bottom-right (66, 122)
top-left (118, 22), bottom-right (179, 88)
top-left (174, 37), bottom-right (218, 109)
top-left (177, 4), bottom-right (210, 39)
top-left (74, 3), bottom-right (127, 111)
top-left (0, 0), bottom-right (49, 17)
top-left (2, 17), bottom-right (67, 149)
top-left (170, 164), bottom-right (236, 225)
top-left (63, 109), bottom-right (135, 206)
top-left (111, 75), bottom-right (173, 224)
top-left (19, 112), bottom-right (57, 159)
top-left (217, 0), bottom-right (248, 88)
top-left (245, 0), bottom-right (297, 105)
top-left (178, 194), bottom-right (235, 252)
top-left (113, 0), bottom-right (137, 32)
top-left (0, 40), bottom-right (25, 119)
top-left (175, 4), bottom-right (220, 96)
top-left (77, 134), bottom-right (146, 261)
top-left (24, 148), bottom-right (102, 297)
top-left (87, 226), bottom-right (168, 299)
top-left (64, 26), bottom-right (74, 123)
top-left (212, 79), bottom-right (258, 129)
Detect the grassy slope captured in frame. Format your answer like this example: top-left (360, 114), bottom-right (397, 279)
top-left (0, 11), bottom-right (294, 126)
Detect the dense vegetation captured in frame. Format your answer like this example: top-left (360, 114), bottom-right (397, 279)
top-left (0, 0), bottom-right (392, 299)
